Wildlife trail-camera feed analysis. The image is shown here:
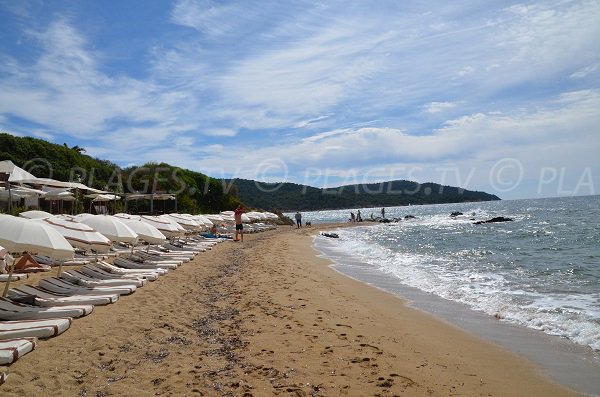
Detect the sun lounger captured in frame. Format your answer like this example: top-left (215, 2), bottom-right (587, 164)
top-left (114, 257), bottom-right (173, 272)
top-left (0, 337), bottom-right (37, 365)
top-left (0, 273), bottom-right (29, 282)
top-left (61, 269), bottom-right (147, 288)
top-left (81, 264), bottom-right (157, 282)
top-left (145, 249), bottom-right (194, 261)
top-left (38, 277), bottom-right (136, 296)
top-left (34, 255), bottom-right (90, 266)
top-left (0, 318), bottom-right (72, 340)
top-left (95, 262), bottom-right (165, 278)
top-left (129, 253), bottom-right (183, 266)
top-left (0, 297), bottom-right (93, 320)
top-left (8, 285), bottom-right (119, 306)
top-left (163, 243), bottom-right (203, 254)
top-left (0, 366), bottom-right (7, 385)
top-left (125, 255), bottom-right (180, 269)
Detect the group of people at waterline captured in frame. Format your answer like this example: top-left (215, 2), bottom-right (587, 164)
top-left (294, 208), bottom-right (386, 228)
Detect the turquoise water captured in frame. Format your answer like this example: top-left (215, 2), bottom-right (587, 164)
top-left (290, 195), bottom-right (600, 351)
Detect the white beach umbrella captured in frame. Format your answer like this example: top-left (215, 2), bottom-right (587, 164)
top-left (220, 211), bottom-right (234, 217)
top-left (195, 215), bottom-right (213, 226)
top-left (140, 215), bottom-right (181, 237)
top-left (0, 215), bottom-right (74, 296)
top-left (113, 213), bottom-right (141, 221)
top-left (245, 212), bottom-right (262, 221)
top-left (74, 213), bottom-right (94, 221)
top-left (162, 214), bottom-right (200, 230)
top-left (79, 215), bottom-right (138, 244)
top-left (19, 210), bottom-right (55, 220)
top-left (38, 217), bottom-right (112, 253)
top-left (204, 214), bottom-right (224, 222)
top-left (220, 215), bottom-right (235, 223)
top-left (241, 214), bottom-right (251, 223)
top-left (120, 219), bottom-right (166, 245)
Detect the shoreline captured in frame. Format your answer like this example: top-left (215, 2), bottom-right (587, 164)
top-left (312, 224), bottom-right (600, 396)
top-left (2, 226), bottom-right (581, 396)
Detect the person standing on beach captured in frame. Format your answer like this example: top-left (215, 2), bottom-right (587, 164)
top-left (295, 211), bottom-right (302, 228)
top-left (357, 210), bottom-right (362, 222)
top-left (381, 207), bottom-right (385, 219)
top-left (234, 205), bottom-right (244, 242)
top-left (350, 212), bottom-right (355, 222)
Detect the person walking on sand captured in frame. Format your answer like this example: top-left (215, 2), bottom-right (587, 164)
top-left (295, 211), bottom-right (302, 228)
top-left (234, 205), bottom-right (245, 242)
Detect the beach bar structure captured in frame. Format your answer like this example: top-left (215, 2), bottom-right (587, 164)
top-left (0, 160), bottom-right (110, 214)
top-left (123, 193), bottom-right (177, 215)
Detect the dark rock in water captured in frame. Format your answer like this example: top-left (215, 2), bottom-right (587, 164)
top-left (380, 218), bottom-right (392, 223)
top-left (321, 232), bottom-right (339, 238)
top-left (474, 216), bottom-right (513, 225)
top-left (404, 215), bottom-right (416, 220)
top-left (450, 211), bottom-right (463, 217)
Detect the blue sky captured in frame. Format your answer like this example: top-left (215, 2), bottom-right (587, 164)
top-left (1, 0), bottom-right (599, 199)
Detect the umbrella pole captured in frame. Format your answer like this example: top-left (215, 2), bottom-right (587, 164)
top-left (57, 260), bottom-right (63, 277)
top-left (2, 257), bottom-right (17, 297)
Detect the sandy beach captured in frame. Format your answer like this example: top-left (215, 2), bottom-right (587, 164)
top-left (1, 225), bottom-right (580, 396)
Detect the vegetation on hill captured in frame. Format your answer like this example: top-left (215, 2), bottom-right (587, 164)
top-left (0, 133), bottom-right (241, 214)
top-left (229, 179), bottom-right (500, 211)
top-left (2, 133), bottom-right (500, 214)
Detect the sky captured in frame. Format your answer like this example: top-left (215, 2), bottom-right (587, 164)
top-left (0, 0), bottom-right (599, 200)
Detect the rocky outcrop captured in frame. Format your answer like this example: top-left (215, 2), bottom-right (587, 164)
top-left (473, 216), bottom-right (513, 225)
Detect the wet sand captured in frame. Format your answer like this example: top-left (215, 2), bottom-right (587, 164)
top-left (2, 225), bottom-right (580, 396)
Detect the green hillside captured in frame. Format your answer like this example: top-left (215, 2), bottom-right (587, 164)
top-left (229, 179), bottom-right (500, 211)
top-left (0, 133), bottom-right (241, 214)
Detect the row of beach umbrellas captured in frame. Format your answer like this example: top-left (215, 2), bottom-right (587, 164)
top-left (0, 212), bottom-right (206, 297)
top-left (0, 210), bottom-right (279, 294)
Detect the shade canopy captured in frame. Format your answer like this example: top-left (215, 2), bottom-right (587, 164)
top-left (0, 215), bottom-right (74, 260)
top-left (79, 215), bottom-right (138, 244)
top-left (39, 217), bottom-right (112, 253)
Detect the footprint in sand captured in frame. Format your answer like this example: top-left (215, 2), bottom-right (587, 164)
top-left (335, 323), bottom-right (352, 328)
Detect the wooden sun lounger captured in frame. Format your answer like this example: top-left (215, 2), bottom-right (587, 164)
top-left (0, 318), bottom-right (72, 340)
top-left (0, 337), bottom-right (37, 365)
top-left (0, 297), bottom-right (93, 320)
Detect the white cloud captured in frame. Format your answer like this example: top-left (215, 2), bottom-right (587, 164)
top-left (457, 66), bottom-right (475, 76)
top-left (424, 101), bottom-right (457, 113)
top-left (570, 62), bottom-right (600, 79)
top-left (185, 89), bottom-right (600, 194)
top-left (170, 0), bottom-right (239, 35)
top-left (203, 128), bottom-right (238, 137)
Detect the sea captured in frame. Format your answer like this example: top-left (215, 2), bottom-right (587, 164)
top-left (287, 195), bottom-right (600, 395)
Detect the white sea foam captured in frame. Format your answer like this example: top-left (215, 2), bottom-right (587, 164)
top-left (309, 197), bottom-right (600, 351)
